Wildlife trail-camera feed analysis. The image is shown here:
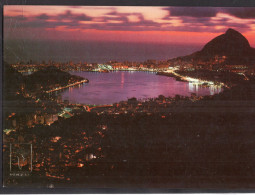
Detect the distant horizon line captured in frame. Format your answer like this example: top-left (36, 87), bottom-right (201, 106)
top-left (4, 38), bottom-right (206, 46)
top-left (4, 37), bottom-right (255, 48)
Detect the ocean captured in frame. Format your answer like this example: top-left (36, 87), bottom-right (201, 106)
top-left (4, 39), bottom-right (203, 64)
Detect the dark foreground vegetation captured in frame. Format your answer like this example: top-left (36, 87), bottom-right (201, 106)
top-left (3, 106), bottom-right (255, 188)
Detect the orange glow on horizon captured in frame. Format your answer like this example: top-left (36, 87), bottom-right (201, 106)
top-left (3, 5), bottom-right (255, 47)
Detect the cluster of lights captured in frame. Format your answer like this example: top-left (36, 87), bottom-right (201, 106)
top-left (165, 69), bottom-right (225, 87)
top-left (46, 79), bottom-right (88, 93)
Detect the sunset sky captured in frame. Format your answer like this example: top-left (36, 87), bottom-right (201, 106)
top-left (4, 6), bottom-right (255, 46)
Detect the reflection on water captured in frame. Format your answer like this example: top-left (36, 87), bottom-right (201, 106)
top-left (188, 82), bottom-right (222, 95)
top-left (209, 85), bottom-right (222, 95)
top-left (121, 72), bottom-right (125, 89)
top-left (60, 71), bottom-right (223, 105)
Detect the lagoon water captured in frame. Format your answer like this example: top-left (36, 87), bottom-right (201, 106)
top-left (60, 71), bottom-right (222, 105)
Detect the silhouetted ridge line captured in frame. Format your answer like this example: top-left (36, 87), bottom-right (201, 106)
top-left (169, 28), bottom-right (255, 65)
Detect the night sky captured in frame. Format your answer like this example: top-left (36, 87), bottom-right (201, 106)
top-left (4, 6), bottom-right (255, 63)
top-left (4, 6), bottom-right (255, 45)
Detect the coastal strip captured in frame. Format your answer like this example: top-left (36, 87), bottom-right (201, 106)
top-left (45, 79), bottom-right (89, 93)
top-left (157, 71), bottom-right (226, 87)
top-left (156, 71), bottom-right (184, 82)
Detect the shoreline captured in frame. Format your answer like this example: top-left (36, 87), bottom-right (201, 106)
top-left (45, 79), bottom-right (89, 94)
top-left (69, 69), bottom-right (159, 73)
top-left (21, 69), bottom-right (160, 75)
top-left (156, 71), bottom-right (226, 88)
top-left (156, 71), bottom-right (186, 82)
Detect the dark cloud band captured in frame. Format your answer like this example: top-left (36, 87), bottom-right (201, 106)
top-left (4, 7), bottom-right (254, 34)
top-left (164, 7), bottom-right (255, 19)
